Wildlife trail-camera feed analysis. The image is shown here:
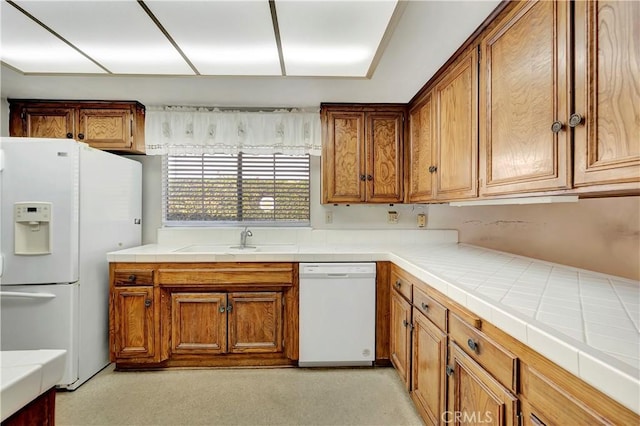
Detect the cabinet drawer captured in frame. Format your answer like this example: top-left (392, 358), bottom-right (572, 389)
top-left (449, 312), bottom-right (518, 392)
top-left (413, 287), bottom-right (447, 332)
top-left (114, 270), bottom-right (154, 286)
top-left (390, 270), bottom-right (412, 302)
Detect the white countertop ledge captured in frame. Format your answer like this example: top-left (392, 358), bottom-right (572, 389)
top-left (0, 349), bottom-right (67, 422)
top-left (108, 241), bottom-right (640, 414)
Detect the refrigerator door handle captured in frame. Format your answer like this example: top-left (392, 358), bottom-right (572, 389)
top-left (0, 291), bottom-right (57, 299)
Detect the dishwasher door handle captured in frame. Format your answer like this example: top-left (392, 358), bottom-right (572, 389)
top-left (327, 273), bottom-right (349, 278)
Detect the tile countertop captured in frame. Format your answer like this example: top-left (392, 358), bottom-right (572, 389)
top-left (0, 350), bottom-right (67, 422)
top-left (107, 242), bottom-right (640, 414)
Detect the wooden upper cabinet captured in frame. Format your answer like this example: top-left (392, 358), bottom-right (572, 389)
top-left (479, 0), bottom-right (571, 196)
top-left (322, 110), bottom-right (366, 203)
top-left (321, 104), bottom-right (404, 204)
top-left (573, 0), bottom-right (640, 187)
top-left (434, 48), bottom-right (478, 201)
top-left (408, 93), bottom-right (436, 202)
top-left (9, 99), bottom-right (146, 154)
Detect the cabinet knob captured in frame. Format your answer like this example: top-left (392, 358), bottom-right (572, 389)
top-left (403, 319), bottom-right (409, 328)
top-left (550, 121), bottom-right (564, 134)
top-left (421, 302), bottom-right (429, 311)
top-left (144, 299), bottom-right (151, 308)
top-left (395, 280), bottom-right (401, 288)
top-left (428, 166), bottom-right (438, 173)
top-left (360, 174), bottom-right (366, 182)
top-left (219, 305), bottom-right (226, 313)
top-left (77, 133), bottom-right (85, 140)
top-left (227, 304), bottom-right (233, 312)
top-left (569, 113), bottom-right (584, 128)
top-left (446, 365), bottom-right (454, 376)
top-left (66, 132), bottom-right (73, 139)
top-left (366, 175), bottom-right (373, 181)
top-left (467, 338), bottom-right (479, 353)
top-left (128, 274), bottom-right (136, 282)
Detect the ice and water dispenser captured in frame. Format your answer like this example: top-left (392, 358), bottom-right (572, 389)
top-left (14, 202), bottom-right (52, 255)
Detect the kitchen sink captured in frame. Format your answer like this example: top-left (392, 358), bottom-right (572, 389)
top-left (174, 244), bottom-right (296, 254)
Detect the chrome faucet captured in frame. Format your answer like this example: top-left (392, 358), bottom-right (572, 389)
top-left (240, 227), bottom-right (253, 248)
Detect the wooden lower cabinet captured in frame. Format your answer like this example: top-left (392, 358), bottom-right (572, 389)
top-left (390, 289), bottom-right (412, 389)
top-left (170, 292), bottom-right (227, 355)
top-left (110, 262), bottom-right (296, 368)
top-left (228, 292), bottom-right (283, 354)
top-left (448, 343), bottom-right (519, 426)
top-left (411, 308), bottom-right (447, 426)
top-left (110, 286), bottom-right (156, 361)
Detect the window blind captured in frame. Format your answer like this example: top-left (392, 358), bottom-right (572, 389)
top-left (163, 153), bottom-right (310, 226)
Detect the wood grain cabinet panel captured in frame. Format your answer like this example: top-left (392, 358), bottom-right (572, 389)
top-left (170, 292), bottom-right (227, 355)
top-left (407, 48), bottom-right (477, 202)
top-left (111, 286), bottom-right (156, 360)
top-left (9, 99), bottom-right (146, 154)
top-left (390, 289), bottom-right (412, 390)
top-left (411, 308), bottom-right (447, 426)
top-left (448, 343), bottom-right (519, 426)
top-left (321, 105), bottom-right (404, 204)
top-left (479, 0), bottom-right (571, 196)
top-left (573, 0), bottom-right (640, 187)
top-left (228, 292), bottom-right (283, 353)
top-left (408, 93), bottom-right (436, 202)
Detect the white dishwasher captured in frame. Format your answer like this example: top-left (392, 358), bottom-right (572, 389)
top-left (299, 262), bottom-right (376, 367)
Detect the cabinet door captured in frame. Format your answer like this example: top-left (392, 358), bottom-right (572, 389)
top-left (170, 292), bottom-right (227, 355)
top-left (411, 308), bottom-right (447, 426)
top-left (228, 292), bottom-right (283, 353)
top-left (408, 93), bottom-right (436, 202)
top-left (573, 1), bottom-right (640, 186)
top-left (322, 110), bottom-right (366, 203)
top-left (366, 111), bottom-right (404, 202)
top-left (448, 343), bottom-right (518, 426)
top-left (14, 107), bottom-right (75, 139)
top-left (390, 290), bottom-right (412, 390)
top-left (111, 286), bottom-right (156, 360)
top-left (435, 48), bottom-right (478, 201)
top-left (78, 107), bottom-right (132, 149)
top-left (479, 0), bottom-right (571, 195)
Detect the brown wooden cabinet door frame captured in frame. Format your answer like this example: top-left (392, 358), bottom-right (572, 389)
top-left (169, 292), bottom-right (228, 355)
top-left (390, 290), bottom-right (412, 390)
top-left (408, 93), bottom-right (436, 202)
top-left (479, 0), bottom-right (571, 196)
top-left (111, 286), bottom-right (155, 360)
top-left (22, 107), bottom-right (75, 139)
top-left (366, 111), bottom-right (404, 202)
top-left (411, 308), bottom-right (447, 426)
top-left (573, 0), bottom-right (640, 186)
top-left (78, 107), bottom-right (133, 148)
top-left (228, 291), bottom-right (283, 354)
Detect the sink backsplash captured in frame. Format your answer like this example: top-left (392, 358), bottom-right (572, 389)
top-left (156, 227), bottom-right (459, 247)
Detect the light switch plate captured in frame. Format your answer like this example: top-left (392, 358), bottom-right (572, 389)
top-left (387, 211), bottom-right (398, 224)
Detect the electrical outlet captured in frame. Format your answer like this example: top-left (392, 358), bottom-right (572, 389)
top-left (387, 211), bottom-right (398, 224)
top-left (325, 211), bottom-right (333, 224)
top-left (417, 213), bottom-right (427, 228)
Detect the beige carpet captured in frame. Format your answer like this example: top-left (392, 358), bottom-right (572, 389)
top-left (56, 364), bottom-right (424, 426)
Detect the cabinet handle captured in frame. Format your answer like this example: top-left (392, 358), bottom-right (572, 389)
top-left (77, 133), bottom-right (85, 140)
top-left (550, 121), bottom-right (564, 134)
top-left (421, 302), bottom-right (428, 311)
top-left (467, 338), bottom-right (479, 353)
top-left (128, 274), bottom-right (137, 282)
top-left (428, 166), bottom-right (435, 173)
top-left (227, 304), bottom-right (233, 312)
top-left (446, 365), bottom-right (454, 376)
top-left (359, 174), bottom-right (366, 181)
top-left (366, 175), bottom-right (373, 181)
top-left (395, 280), bottom-right (402, 288)
top-left (219, 305), bottom-right (226, 313)
top-left (431, 166), bottom-right (437, 173)
top-left (66, 132), bottom-right (73, 139)
top-left (144, 299), bottom-right (151, 308)
top-left (403, 319), bottom-right (409, 328)
top-left (569, 113), bottom-right (584, 128)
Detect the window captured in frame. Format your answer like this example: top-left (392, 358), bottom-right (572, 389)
top-left (163, 153), bottom-right (310, 226)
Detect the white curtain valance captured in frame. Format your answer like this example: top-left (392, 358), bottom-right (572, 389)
top-left (145, 107), bottom-right (322, 156)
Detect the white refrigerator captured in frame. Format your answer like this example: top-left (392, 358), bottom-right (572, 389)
top-left (0, 137), bottom-right (142, 390)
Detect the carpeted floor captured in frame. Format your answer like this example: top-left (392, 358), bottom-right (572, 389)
top-left (56, 364), bottom-right (424, 426)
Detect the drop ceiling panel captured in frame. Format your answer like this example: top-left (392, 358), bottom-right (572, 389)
top-left (276, 0), bottom-right (398, 77)
top-left (144, 1), bottom-right (281, 76)
top-left (12, 0), bottom-right (194, 75)
top-left (0, 2), bottom-right (106, 74)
